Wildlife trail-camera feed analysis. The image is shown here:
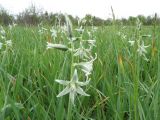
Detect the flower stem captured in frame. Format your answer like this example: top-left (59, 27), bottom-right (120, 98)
top-left (70, 41), bottom-right (74, 79)
top-left (67, 39), bottom-right (74, 119)
top-left (67, 98), bottom-right (72, 120)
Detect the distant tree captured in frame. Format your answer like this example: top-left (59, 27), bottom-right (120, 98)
top-left (1, 4), bottom-right (159, 26)
top-left (84, 14), bottom-right (93, 26)
top-left (137, 15), bottom-right (146, 25)
top-left (121, 18), bottom-right (128, 25)
top-left (104, 18), bottom-right (112, 25)
top-left (68, 14), bottom-right (78, 26)
top-left (0, 6), bottom-right (14, 25)
top-left (39, 11), bottom-right (49, 24)
top-left (17, 4), bottom-right (43, 25)
top-left (145, 16), bottom-right (153, 25)
top-left (93, 16), bottom-right (104, 26)
top-left (83, 14), bottom-right (105, 26)
top-left (128, 16), bottom-right (137, 25)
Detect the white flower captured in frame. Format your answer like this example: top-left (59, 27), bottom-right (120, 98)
top-left (1, 35), bottom-right (5, 40)
top-left (8, 23), bottom-right (17, 30)
top-left (67, 37), bottom-right (80, 43)
top-left (74, 47), bottom-right (90, 59)
top-left (93, 27), bottom-right (98, 32)
top-left (0, 26), bottom-right (5, 35)
top-left (74, 54), bottom-right (97, 77)
top-left (137, 41), bottom-right (150, 56)
top-left (137, 41), bottom-right (150, 61)
top-left (0, 42), bottom-right (3, 49)
top-left (42, 27), bottom-right (47, 31)
top-left (128, 40), bottom-right (135, 46)
top-left (86, 40), bottom-right (96, 47)
top-left (13, 23), bottom-right (17, 27)
top-left (74, 42), bottom-right (91, 59)
top-left (75, 26), bottom-right (84, 34)
top-left (46, 42), bottom-right (68, 51)
top-left (50, 27), bottom-right (57, 38)
top-left (122, 34), bottom-right (127, 39)
top-left (87, 31), bottom-right (91, 38)
top-left (38, 29), bottom-right (43, 34)
top-left (71, 37), bottom-right (80, 42)
top-left (142, 35), bottom-right (151, 38)
top-left (75, 61), bottom-right (92, 77)
top-left (61, 25), bottom-right (67, 33)
top-left (5, 40), bottom-right (12, 47)
top-left (38, 27), bottom-right (47, 34)
top-left (55, 69), bottom-right (90, 105)
top-left (9, 24), bottom-right (13, 30)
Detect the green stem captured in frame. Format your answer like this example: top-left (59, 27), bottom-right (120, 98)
top-left (134, 55), bottom-right (140, 120)
top-left (67, 39), bottom-right (74, 120)
top-left (70, 41), bottom-right (74, 79)
top-left (67, 98), bottom-right (72, 120)
top-left (133, 27), bottom-right (140, 120)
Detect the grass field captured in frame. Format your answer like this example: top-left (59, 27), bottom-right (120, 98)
top-left (0, 22), bottom-right (160, 120)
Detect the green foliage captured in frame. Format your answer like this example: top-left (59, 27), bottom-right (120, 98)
top-left (0, 23), bottom-right (160, 119)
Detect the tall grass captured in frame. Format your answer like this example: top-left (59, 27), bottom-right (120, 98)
top-left (0, 22), bottom-right (160, 120)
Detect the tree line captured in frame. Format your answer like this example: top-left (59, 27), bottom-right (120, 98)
top-left (0, 5), bottom-right (159, 26)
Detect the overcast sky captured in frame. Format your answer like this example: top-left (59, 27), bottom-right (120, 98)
top-left (0, 0), bottom-right (159, 19)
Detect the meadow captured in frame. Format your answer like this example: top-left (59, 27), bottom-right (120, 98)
top-left (0, 19), bottom-right (160, 120)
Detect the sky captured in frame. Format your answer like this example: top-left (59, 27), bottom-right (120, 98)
top-left (0, 0), bottom-right (159, 19)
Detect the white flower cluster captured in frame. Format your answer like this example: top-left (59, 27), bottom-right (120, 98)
top-left (38, 25), bottom-right (48, 35)
top-left (137, 41), bottom-right (150, 61)
top-left (8, 23), bottom-right (17, 30)
top-left (117, 26), bottom-right (127, 41)
top-left (127, 19), bottom-right (150, 61)
top-left (50, 27), bottom-right (57, 38)
top-left (0, 26), bottom-right (13, 50)
top-left (46, 15), bottom-right (97, 105)
top-left (39, 27), bottom-right (48, 34)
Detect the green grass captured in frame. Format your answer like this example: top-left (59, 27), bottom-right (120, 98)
top-left (0, 25), bottom-right (160, 120)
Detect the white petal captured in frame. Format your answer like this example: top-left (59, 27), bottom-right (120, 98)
top-left (76, 87), bottom-right (90, 96)
top-left (73, 48), bottom-right (90, 59)
top-left (81, 69), bottom-right (91, 77)
top-left (0, 42), bottom-right (3, 49)
top-left (77, 80), bottom-right (90, 86)
top-left (142, 35), bottom-right (151, 37)
top-left (142, 48), bottom-right (147, 53)
top-left (75, 60), bottom-right (94, 75)
top-left (144, 45), bottom-right (150, 48)
top-left (128, 40), bottom-right (135, 46)
top-left (55, 79), bottom-right (69, 85)
top-left (46, 42), bottom-right (68, 51)
top-left (75, 26), bottom-right (84, 33)
top-left (81, 62), bottom-right (92, 72)
top-left (72, 69), bottom-right (78, 82)
top-left (6, 40), bottom-right (12, 47)
top-left (86, 40), bottom-right (96, 46)
top-left (143, 55), bottom-right (149, 61)
top-left (57, 86), bottom-right (71, 97)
